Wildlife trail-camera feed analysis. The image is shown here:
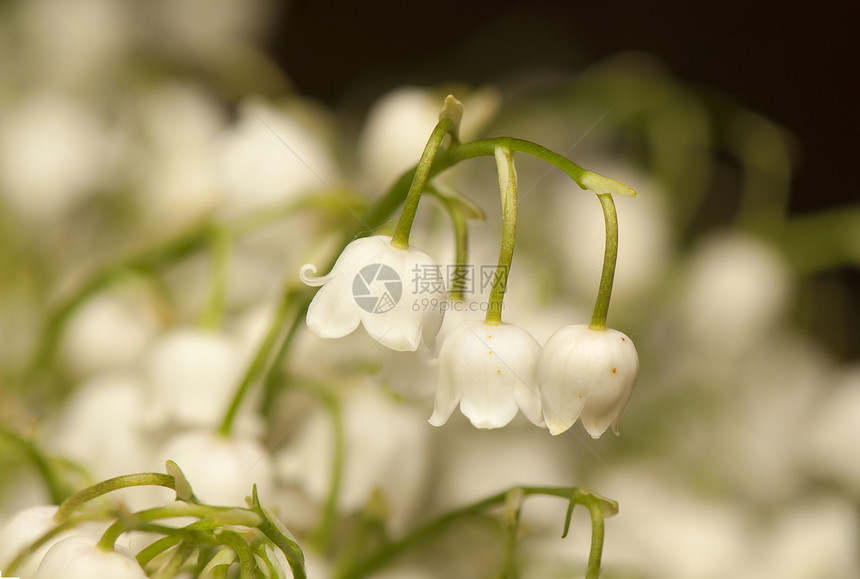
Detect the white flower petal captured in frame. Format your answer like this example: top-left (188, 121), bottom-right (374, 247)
top-left (428, 369), bottom-right (461, 426)
top-left (306, 275), bottom-right (363, 338)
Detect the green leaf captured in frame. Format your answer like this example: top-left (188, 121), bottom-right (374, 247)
top-left (166, 460), bottom-right (197, 503)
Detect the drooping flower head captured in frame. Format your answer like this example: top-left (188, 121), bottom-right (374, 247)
top-left (301, 235), bottom-right (446, 352)
top-left (430, 320), bottom-right (544, 429)
top-left (538, 324), bottom-right (639, 437)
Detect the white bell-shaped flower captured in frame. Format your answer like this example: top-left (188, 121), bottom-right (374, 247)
top-left (156, 429), bottom-right (274, 507)
top-left (538, 324), bottom-right (639, 437)
top-left (35, 535), bottom-right (147, 579)
top-left (277, 378), bottom-right (431, 534)
top-left (141, 327), bottom-right (245, 430)
top-left (429, 320), bottom-right (544, 429)
top-left (301, 235), bottom-right (446, 352)
top-left (0, 506), bottom-right (107, 577)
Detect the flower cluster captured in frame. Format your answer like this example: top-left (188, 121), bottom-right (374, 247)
top-left (301, 115), bottom-right (640, 438)
top-left (302, 233), bottom-right (640, 436)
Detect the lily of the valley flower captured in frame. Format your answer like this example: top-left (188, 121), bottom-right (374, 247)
top-left (538, 324), bottom-right (639, 438)
top-left (301, 235), bottom-right (446, 352)
top-left (35, 536), bottom-right (147, 579)
top-left (429, 320), bottom-right (544, 429)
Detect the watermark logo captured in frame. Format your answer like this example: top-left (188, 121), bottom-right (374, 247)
top-left (352, 263), bottom-right (402, 313)
top-left (353, 263), bottom-right (508, 314)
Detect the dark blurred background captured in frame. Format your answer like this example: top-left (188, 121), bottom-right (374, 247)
top-left (271, 0), bottom-right (859, 357)
top-left (273, 0), bottom-right (857, 213)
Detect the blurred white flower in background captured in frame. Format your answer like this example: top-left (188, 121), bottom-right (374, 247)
top-left (60, 290), bottom-right (160, 377)
top-left (277, 378), bottom-right (431, 534)
top-left (358, 86), bottom-right (499, 192)
top-left (803, 365), bottom-right (860, 493)
top-left (712, 333), bottom-right (830, 504)
top-left (14, 0), bottom-right (132, 88)
top-left (142, 0), bottom-right (275, 58)
top-left (597, 463), bottom-right (750, 579)
top-left (156, 430), bottom-right (274, 507)
top-left (131, 84), bottom-right (226, 231)
top-left (0, 505), bottom-right (65, 576)
top-left (0, 92), bottom-right (114, 223)
top-left (358, 87), bottom-right (444, 192)
top-left (678, 231), bottom-right (794, 358)
top-left (140, 327), bottom-right (248, 431)
top-left (547, 166), bottom-right (673, 311)
top-left (215, 97), bottom-right (337, 213)
top-left (737, 496), bottom-right (859, 579)
top-left (48, 373), bottom-right (153, 481)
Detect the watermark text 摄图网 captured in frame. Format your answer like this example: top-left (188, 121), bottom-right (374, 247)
top-left (352, 263), bottom-right (508, 314)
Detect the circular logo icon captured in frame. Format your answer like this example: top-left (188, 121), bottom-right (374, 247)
top-left (352, 263), bottom-right (402, 314)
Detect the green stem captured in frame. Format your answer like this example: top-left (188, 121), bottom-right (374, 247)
top-left (22, 224), bottom-right (210, 385)
top-left (98, 504), bottom-right (255, 550)
top-left (251, 485), bottom-right (306, 579)
top-left (152, 540), bottom-right (197, 579)
top-left (589, 194), bottom-right (619, 330)
top-left (582, 494), bottom-right (606, 579)
top-left (428, 187), bottom-right (473, 301)
top-left (308, 388), bottom-right (345, 553)
top-left (260, 299), bottom-right (307, 414)
top-left (501, 488), bottom-right (524, 579)
top-left (335, 485), bottom-right (616, 579)
top-left (216, 529), bottom-right (257, 579)
top-left (217, 286), bottom-right (296, 437)
top-left (390, 118), bottom-right (455, 249)
top-left (0, 426), bottom-right (70, 504)
top-left (137, 535), bottom-right (184, 567)
top-left (21, 189), bottom-right (366, 388)
top-left (199, 227), bottom-right (232, 331)
top-left (448, 206), bottom-right (470, 301)
top-left (53, 473), bottom-right (175, 523)
top-left (135, 513), bottom-right (235, 567)
top-left (435, 138), bottom-right (636, 197)
top-left (485, 147), bottom-right (518, 325)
